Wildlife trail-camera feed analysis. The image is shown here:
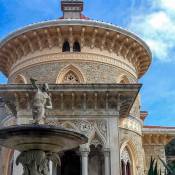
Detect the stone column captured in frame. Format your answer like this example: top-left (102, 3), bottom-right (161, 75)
top-left (80, 148), bottom-right (90, 175)
top-left (108, 117), bottom-right (120, 175)
top-left (103, 148), bottom-right (110, 175)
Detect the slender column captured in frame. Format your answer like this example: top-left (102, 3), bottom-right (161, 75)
top-left (103, 148), bottom-right (110, 175)
top-left (124, 163), bottom-right (127, 175)
top-left (80, 148), bottom-right (89, 175)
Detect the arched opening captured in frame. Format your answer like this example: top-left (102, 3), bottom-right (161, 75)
top-left (121, 147), bottom-right (132, 175)
top-left (73, 41), bottom-right (81, 52)
top-left (57, 149), bottom-right (81, 175)
top-left (56, 65), bottom-right (85, 84)
top-left (62, 41), bottom-right (70, 52)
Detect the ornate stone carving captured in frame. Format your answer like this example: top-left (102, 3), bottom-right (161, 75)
top-left (16, 150), bottom-right (61, 175)
top-left (63, 71), bottom-right (80, 84)
top-left (96, 120), bottom-right (107, 138)
top-left (77, 120), bottom-right (92, 133)
top-left (121, 148), bottom-right (131, 164)
top-left (45, 119), bottom-right (107, 144)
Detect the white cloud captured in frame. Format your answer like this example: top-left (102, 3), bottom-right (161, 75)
top-left (160, 0), bottom-right (175, 12)
top-left (128, 0), bottom-right (175, 61)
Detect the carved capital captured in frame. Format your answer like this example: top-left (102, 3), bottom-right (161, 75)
top-left (79, 148), bottom-right (90, 157)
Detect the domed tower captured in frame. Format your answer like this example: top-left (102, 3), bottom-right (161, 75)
top-left (0, 1), bottom-right (152, 175)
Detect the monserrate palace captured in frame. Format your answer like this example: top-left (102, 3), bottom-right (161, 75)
top-left (0, 1), bottom-right (175, 175)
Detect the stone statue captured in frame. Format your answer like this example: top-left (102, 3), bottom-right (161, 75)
top-left (30, 78), bottom-right (52, 124)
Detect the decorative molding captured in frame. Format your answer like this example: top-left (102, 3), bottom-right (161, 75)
top-left (45, 119), bottom-right (107, 145)
top-left (9, 52), bottom-right (137, 78)
top-left (0, 20), bottom-right (151, 78)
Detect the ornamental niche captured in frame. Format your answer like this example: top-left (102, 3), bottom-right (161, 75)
top-left (63, 71), bottom-right (80, 84)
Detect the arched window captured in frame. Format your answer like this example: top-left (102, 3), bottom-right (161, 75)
top-left (56, 65), bottom-right (85, 84)
top-left (73, 42), bottom-right (81, 52)
top-left (62, 41), bottom-right (70, 52)
top-left (121, 148), bottom-right (132, 175)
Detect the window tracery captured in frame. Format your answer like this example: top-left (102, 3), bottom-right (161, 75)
top-left (62, 71), bottom-right (80, 84)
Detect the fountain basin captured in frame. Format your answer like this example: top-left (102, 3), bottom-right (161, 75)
top-left (0, 125), bottom-right (88, 152)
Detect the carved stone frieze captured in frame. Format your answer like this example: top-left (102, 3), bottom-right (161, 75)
top-left (45, 119), bottom-right (107, 144)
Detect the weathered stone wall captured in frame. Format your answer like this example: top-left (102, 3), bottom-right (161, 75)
top-left (9, 61), bottom-right (136, 84)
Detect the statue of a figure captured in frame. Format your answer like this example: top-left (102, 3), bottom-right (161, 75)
top-left (30, 78), bottom-right (52, 124)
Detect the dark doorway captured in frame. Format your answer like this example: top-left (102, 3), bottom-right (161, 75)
top-left (58, 149), bottom-right (81, 175)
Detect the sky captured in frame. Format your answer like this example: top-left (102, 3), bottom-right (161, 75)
top-left (0, 0), bottom-right (175, 126)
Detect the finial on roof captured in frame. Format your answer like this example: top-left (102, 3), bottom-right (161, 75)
top-left (61, 0), bottom-right (84, 19)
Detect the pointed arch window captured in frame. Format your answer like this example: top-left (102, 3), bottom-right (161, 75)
top-left (62, 41), bottom-right (70, 52)
top-left (121, 148), bottom-right (132, 175)
top-left (73, 41), bottom-right (81, 52)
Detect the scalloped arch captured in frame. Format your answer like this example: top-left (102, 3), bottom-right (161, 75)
top-left (56, 65), bottom-right (85, 84)
top-left (120, 139), bottom-right (138, 175)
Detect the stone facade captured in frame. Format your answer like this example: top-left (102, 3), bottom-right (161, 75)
top-left (0, 1), bottom-right (175, 175)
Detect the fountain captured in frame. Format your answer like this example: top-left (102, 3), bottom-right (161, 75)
top-left (0, 80), bottom-right (88, 175)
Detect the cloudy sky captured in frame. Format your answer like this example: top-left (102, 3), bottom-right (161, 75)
top-left (0, 0), bottom-right (175, 126)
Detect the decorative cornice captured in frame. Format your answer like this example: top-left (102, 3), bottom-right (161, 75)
top-left (143, 127), bottom-right (175, 145)
top-left (0, 84), bottom-right (141, 118)
top-left (0, 19), bottom-right (151, 78)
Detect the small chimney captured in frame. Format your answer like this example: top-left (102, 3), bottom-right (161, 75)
top-left (61, 0), bottom-right (84, 19)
